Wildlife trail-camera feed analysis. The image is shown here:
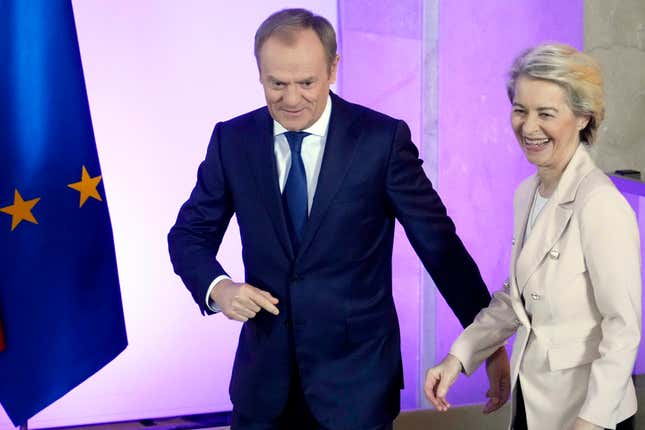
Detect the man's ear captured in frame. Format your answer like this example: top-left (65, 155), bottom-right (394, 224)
top-left (329, 54), bottom-right (340, 83)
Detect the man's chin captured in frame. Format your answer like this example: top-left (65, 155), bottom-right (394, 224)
top-left (278, 118), bottom-right (313, 131)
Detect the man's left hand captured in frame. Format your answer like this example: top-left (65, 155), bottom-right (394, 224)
top-left (483, 346), bottom-right (510, 414)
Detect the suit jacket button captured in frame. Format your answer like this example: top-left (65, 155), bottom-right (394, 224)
top-left (549, 249), bottom-right (560, 259)
top-left (530, 293), bottom-right (541, 300)
top-left (512, 238), bottom-right (516, 246)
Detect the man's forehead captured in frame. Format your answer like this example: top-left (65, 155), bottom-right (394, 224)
top-left (259, 41), bottom-right (327, 75)
top-left (267, 26), bottom-right (304, 47)
top-left (261, 28), bottom-right (323, 54)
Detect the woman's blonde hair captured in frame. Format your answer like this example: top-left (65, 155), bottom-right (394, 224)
top-left (506, 43), bottom-right (605, 145)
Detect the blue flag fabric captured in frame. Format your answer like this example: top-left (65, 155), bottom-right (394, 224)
top-left (0, 1), bottom-right (127, 426)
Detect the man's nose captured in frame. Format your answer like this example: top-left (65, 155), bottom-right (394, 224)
top-left (283, 85), bottom-right (301, 106)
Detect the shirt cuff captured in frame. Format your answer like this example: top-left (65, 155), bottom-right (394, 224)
top-left (206, 275), bottom-right (231, 313)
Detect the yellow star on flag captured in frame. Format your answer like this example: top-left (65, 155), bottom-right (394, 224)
top-left (0, 189), bottom-right (41, 231)
top-left (68, 165), bottom-right (103, 207)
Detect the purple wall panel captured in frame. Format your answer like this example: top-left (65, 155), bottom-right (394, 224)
top-left (338, 0), bottom-right (423, 410)
top-left (339, 0), bottom-right (586, 410)
top-left (436, 0), bottom-right (584, 405)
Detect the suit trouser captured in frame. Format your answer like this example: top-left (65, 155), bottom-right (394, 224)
top-left (231, 364), bottom-right (317, 429)
top-left (231, 363), bottom-right (393, 430)
top-left (513, 381), bottom-right (528, 430)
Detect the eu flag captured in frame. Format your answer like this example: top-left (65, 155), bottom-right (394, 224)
top-left (0, 1), bottom-right (127, 426)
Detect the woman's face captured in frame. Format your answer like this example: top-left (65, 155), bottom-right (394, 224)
top-left (511, 76), bottom-right (589, 171)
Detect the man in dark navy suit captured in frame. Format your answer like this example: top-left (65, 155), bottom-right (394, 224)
top-left (168, 8), bottom-right (509, 430)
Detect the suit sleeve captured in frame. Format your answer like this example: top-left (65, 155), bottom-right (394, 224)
top-left (385, 120), bottom-right (491, 327)
top-left (168, 123), bottom-right (234, 315)
top-left (450, 280), bottom-right (520, 374)
top-left (577, 186), bottom-right (641, 428)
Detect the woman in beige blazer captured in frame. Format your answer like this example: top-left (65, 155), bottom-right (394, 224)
top-left (424, 44), bottom-right (641, 430)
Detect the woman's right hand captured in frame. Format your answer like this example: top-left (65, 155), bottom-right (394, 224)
top-left (424, 354), bottom-right (463, 411)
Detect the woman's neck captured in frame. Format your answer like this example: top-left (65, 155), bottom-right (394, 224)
top-left (537, 167), bottom-right (561, 197)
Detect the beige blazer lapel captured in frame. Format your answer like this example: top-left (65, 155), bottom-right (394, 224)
top-left (509, 175), bottom-right (537, 326)
top-left (516, 197), bottom-right (573, 293)
top-left (515, 145), bottom-right (596, 294)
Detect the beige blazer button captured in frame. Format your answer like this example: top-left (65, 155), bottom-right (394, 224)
top-left (512, 238), bottom-right (516, 246)
top-left (530, 293), bottom-right (541, 300)
top-left (549, 249), bottom-right (560, 259)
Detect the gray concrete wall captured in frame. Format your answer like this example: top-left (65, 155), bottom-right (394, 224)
top-left (585, 0), bottom-right (645, 176)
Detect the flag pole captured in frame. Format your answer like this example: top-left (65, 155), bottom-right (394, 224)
top-left (19, 422), bottom-right (28, 430)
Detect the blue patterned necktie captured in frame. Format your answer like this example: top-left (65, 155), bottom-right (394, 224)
top-left (283, 131), bottom-right (310, 250)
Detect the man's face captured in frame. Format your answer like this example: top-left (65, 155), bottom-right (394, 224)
top-left (259, 28), bottom-right (339, 131)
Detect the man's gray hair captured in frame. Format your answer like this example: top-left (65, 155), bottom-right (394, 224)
top-left (254, 8), bottom-right (337, 71)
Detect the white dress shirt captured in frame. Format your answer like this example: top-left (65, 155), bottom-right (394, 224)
top-left (205, 96), bottom-right (333, 311)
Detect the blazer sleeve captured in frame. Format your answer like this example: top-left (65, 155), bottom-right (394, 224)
top-left (577, 186), bottom-right (642, 427)
top-left (168, 123), bottom-right (234, 315)
top-left (449, 280), bottom-right (521, 374)
top-left (384, 120), bottom-right (491, 327)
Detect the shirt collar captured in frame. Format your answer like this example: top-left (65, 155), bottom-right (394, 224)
top-left (273, 95), bottom-right (332, 137)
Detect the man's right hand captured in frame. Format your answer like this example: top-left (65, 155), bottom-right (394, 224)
top-left (210, 279), bottom-right (279, 321)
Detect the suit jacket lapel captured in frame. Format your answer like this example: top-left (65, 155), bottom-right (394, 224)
top-left (245, 108), bottom-right (294, 259)
top-left (297, 94), bottom-right (361, 260)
